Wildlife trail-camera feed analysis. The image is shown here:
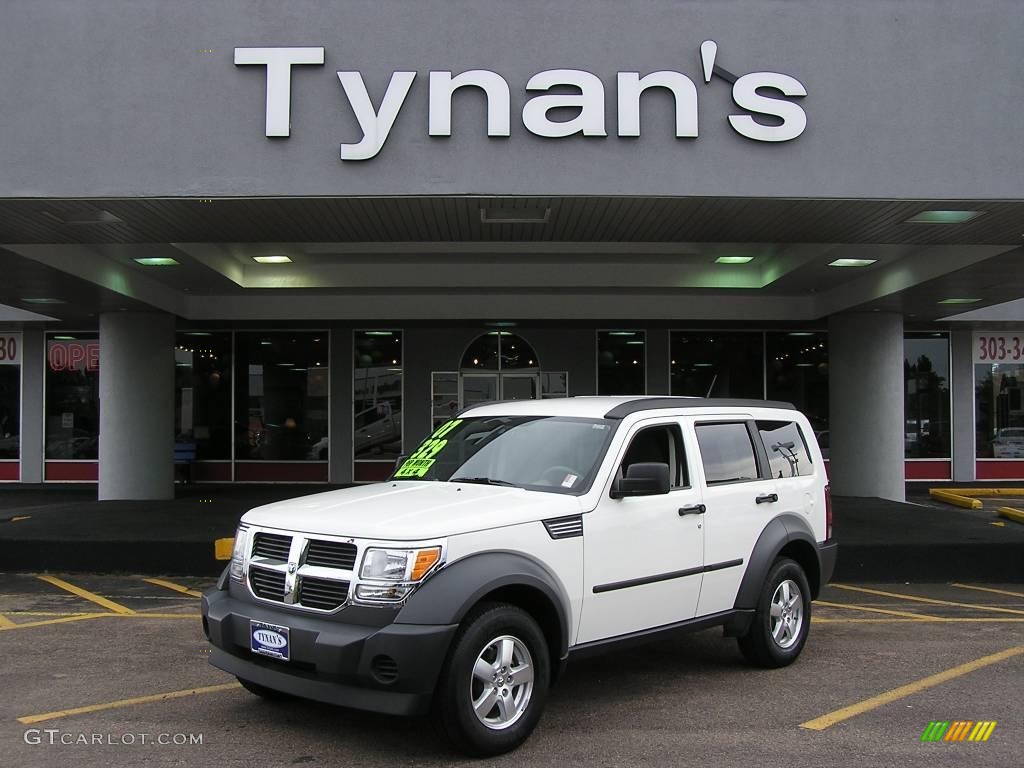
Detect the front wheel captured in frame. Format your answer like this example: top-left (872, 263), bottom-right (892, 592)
top-left (434, 603), bottom-right (550, 757)
top-left (737, 557), bottom-right (811, 668)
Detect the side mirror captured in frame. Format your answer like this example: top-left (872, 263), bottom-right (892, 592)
top-left (610, 462), bottom-right (671, 499)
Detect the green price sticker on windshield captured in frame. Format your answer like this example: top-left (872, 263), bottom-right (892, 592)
top-left (395, 420), bottom-right (462, 477)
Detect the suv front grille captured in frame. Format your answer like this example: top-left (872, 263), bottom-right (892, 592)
top-left (249, 566), bottom-right (287, 601)
top-left (252, 532), bottom-right (292, 560)
top-left (305, 539), bottom-right (358, 570)
top-left (298, 576), bottom-right (350, 610)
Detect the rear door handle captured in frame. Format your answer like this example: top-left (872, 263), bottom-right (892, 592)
top-left (755, 493), bottom-right (779, 504)
top-left (678, 504), bottom-right (706, 516)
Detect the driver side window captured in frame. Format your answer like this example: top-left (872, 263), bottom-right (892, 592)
top-left (619, 424), bottom-right (688, 489)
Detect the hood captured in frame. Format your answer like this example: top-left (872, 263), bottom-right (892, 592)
top-left (241, 481), bottom-right (583, 540)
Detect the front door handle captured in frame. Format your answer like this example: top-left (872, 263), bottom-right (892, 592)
top-left (678, 504), bottom-right (706, 516)
top-left (755, 493), bottom-right (779, 504)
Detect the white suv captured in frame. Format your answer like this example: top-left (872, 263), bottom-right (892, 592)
top-left (202, 396), bottom-right (837, 756)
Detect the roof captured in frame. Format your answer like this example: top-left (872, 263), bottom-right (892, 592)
top-left (459, 396), bottom-right (797, 420)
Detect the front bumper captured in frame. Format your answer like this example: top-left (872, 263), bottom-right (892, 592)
top-left (818, 540), bottom-right (838, 589)
top-left (202, 587), bottom-right (457, 717)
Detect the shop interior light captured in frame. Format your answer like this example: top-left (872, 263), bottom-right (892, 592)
top-left (787, 332), bottom-right (816, 336)
top-left (134, 257), bottom-right (179, 266)
top-left (53, 335), bottom-right (76, 340)
top-left (937, 297), bottom-right (982, 304)
top-left (905, 210), bottom-right (983, 224)
top-left (828, 258), bottom-right (877, 267)
top-left (22, 297), bottom-right (65, 304)
top-left (626, 340), bottom-right (645, 345)
top-left (608, 331), bottom-right (637, 336)
top-left (715, 256), bottom-right (754, 264)
top-left (364, 331), bottom-right (394, 336)
top-left (252, 255), bottom-right (292, 264)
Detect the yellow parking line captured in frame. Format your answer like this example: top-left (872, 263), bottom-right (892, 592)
top-left (831, 584), bottom-right (1024, 616)
top-left (36, 575), bottom-right (135, 615)
top-left (815, 600), bottom-right (940, 620)
top-left (0, 614), bottom-right (16, 629)
top-left (17, 682), bottom-right (242, 725)
top-left (951, 583), bottom-right (1024, 600)
top-left (0, 613), bottom-right (112, 631)
top-left (800, 646), bottom-right (1024, 730)
top-left (143, 578), bottom-right (203, 598)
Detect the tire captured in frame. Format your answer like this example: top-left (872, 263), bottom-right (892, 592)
top-left (236, 676), bottom-right (292, 701)
top-left (434, 603), bottom-right (550, 757)
top-left (737, 557), bottom-right (811, 668)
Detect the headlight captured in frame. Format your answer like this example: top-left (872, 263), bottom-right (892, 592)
top-left (229, 525), bottom-right (250, 582)
top-left (360, 546), bottom-right (441, 582)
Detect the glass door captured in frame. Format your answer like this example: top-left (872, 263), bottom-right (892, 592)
top-left (461, 374), bottom-right (499, 409)
top-left (501, 374), bottom-right (540, 401)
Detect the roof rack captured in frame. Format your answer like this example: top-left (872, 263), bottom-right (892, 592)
top-left (603, 397), bottom-right (796, 419)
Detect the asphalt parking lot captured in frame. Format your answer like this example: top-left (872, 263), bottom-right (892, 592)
top-left (0, 575), bottom-right (1021, 768)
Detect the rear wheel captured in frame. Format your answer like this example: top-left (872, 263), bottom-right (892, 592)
top-left (434, 603), bottom-right (550, 757)
top-left (737, 557), bottom-right (811, 668)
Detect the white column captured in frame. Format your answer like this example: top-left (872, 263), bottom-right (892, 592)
top-left (99, 312), bottom-right (175, 500)
top-left (828, 312), bottom-right (905, 501)
top-left (19, 327), bottom-right (45, 483)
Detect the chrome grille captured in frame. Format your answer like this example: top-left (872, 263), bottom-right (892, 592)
top-left (252, 532), bottom-right (292, 560)
top-left (298, 576), bottom-right (350, 610)
top-left (249, 566), bottom-right (287, 601)
top-left (305, 539), bottom-right (358, 570)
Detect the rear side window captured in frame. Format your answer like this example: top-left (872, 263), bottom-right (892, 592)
top-left (758, 420), bottom-right (814, 478)
top-left (695, 422), bottom-right (758, 484)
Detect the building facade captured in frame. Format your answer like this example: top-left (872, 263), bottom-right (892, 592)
top-left (0, 0), bottom-right (1022, 500)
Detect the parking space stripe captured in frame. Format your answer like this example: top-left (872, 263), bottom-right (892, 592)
top-left (143, 578), bottom-right (203, 598)
top-left (815, 600), bottom-right (940, 620)
top-left (36, 575), bottom-right (136, 615)
top-left (0, 613), bottom-right (112, 631)
top-left (0, 614), bottom-right (16, 629)
top-left (799, 646), bottom-right (1024, 731)
top-left (831, 584), bottom-right (1024, 616)
top-left (17, 682), bottom-right (242, 724)
top-left (951, 583), bottom-right (1024, 600)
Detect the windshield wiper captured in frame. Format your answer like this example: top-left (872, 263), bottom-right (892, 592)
top-left (449, 476), bottom-right (519, 487)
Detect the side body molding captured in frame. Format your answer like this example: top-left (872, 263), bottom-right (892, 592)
top-left (733, 514), bottom-right (821, 610)
top-left (396, 552), bottom-right (573, 657)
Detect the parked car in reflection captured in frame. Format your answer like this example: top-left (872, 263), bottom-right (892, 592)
top-left (46, 430), bottom-right (98, 459)
top-left (354, 402), bottom-right (401, 456)
top-left (992, 427), bottom-right (1024, 458)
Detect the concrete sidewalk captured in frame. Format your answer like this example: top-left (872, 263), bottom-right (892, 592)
top-left (1, 484), bottom-right (1021, 581)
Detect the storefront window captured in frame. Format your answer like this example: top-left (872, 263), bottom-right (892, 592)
top-left (905, 333), bottom-right (951, 459)
top-left (976, 361), bottom-right (1024, 459)
top-left (0, 338), bottom-right (19, 459)
top-left (598, 330), bottom-right (645, 395)
top-left (234, 333), bottom-right (329, 461)
top-left (671, 332), bottom-right (763, 399)
top-left (766, 332), bottom-right (829, 456)
top-left (174, 332), bottom-right (232, 459)
top-left (354, 331), bottom-right (403, 461)
top-left (45, 334), bottom-right (100, 459)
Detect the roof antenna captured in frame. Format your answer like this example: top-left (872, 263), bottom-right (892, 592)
top-left (705, 374), bottom-right (718, 398)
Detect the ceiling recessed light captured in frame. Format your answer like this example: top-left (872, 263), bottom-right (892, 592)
top-left (715, 256), bottom-right (754, 264)
top-left (937, 297), bottom-right (982, 305)
top-left (694, 363), bottom-right (714, 367)
top-left (22, 297), bottom-right (65, 304)
top-left (787, 332), bottom-right (816, 337)
top-left (252, 255), bottom-right (293, 264)
top-left (183, 331), bottom-right (212, 336)
top-left (905, 210), bottom-right (983, 224)
top-left (134, 257), bottom-right (179, 266)
top-left (626, 340), bottom-right (645, 345)
top-left (53, 335), bottom-right (76, 340)
top-left (278, 362), bottom-right (295, 367)
top-left (364, 331), bottom-right (394, 336)
top-left (608, 331), bottom-right (637, 337)
top-left (828, 258), bottom-right (877, 267)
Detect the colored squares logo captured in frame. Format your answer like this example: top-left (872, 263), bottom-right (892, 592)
top-left (921, 721), bottom-right (997, 742)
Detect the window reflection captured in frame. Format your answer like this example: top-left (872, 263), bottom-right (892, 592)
top-left (598, 331), bottom-right (645, 395)
top-left (45, 334), bottom-right (100, 459)
top-left (905, 333), bottom-right (951, 459)
top-left (174, 333), bottom-right (232, 459)
top-left (766, 332), bottom-right (829, 457)
top-left (235, 333), bottom-right (329, 461)
top-left (671, 332), bottom-right (763, 399)
top-left (0, 363), bottom-right (19, 459)
top-left (354, 331), bottom-right (403, 461)
top-left (975, 361), bottom-right (1024, 459)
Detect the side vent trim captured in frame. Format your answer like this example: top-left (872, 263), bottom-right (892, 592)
top-left (543, 515), bottom-right (584, 540)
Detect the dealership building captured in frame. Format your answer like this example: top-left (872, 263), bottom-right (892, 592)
top-left (0, 0), bottom-right (1022, 501)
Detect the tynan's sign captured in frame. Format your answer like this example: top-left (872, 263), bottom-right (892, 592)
top-left (234, 40), bottom-right (807, 160)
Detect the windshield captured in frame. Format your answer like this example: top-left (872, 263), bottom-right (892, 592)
top-left (392, 416), bottom-right (616, 494)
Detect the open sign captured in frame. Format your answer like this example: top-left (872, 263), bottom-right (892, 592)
top-left (48, 340), bottom-right (100, 372)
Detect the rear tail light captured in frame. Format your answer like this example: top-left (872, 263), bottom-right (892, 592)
top-left (824, 484), bottom-right (833, 540)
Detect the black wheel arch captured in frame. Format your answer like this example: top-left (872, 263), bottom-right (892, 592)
top-left (734, 514), bottom-right (822, 610)
top-left (396, 551), bottom-right (572, 664)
